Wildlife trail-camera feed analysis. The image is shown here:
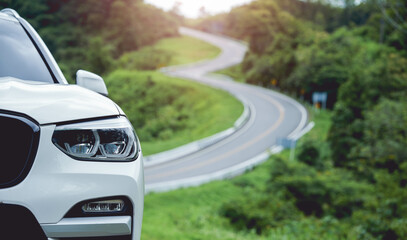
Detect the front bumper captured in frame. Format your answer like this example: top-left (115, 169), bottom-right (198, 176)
top-left (0, 124), bottom-right (144, 239)
top-left (43, 216), bottom-right (132, 238)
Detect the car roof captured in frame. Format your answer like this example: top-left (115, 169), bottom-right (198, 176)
top-left (0, 11), bottom-right (19, 23)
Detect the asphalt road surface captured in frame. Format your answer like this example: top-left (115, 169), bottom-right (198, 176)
top-left (144, 27), bottom-right (307, 189)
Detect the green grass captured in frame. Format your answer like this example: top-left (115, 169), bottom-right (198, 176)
top-left (304, 106), bottom-right (332, 141)
top-left (104, 34), bottom-right (241, 155)
top-left (215, 64), bottom-right (246, 82)
top-left (142, 109), bottom-right (339, 239)
top-left (105, 70), bottom-right (243, 156)
top-left (116, 35), bottom-right (221, 71)
top-left (153, 35), bottom-right (221, 66)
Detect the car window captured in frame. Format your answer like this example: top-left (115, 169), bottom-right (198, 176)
top-left (0, 18), bottom-right (54, 83)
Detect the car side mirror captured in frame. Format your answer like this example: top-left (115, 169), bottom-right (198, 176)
top-left (76, 70), bottom-right (108, 96)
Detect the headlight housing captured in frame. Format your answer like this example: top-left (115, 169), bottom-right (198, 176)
top-left (52, 117), bottom-right (139, 161)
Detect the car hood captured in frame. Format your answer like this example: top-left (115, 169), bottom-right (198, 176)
top-left (0, 78), bottom-right (120, 124)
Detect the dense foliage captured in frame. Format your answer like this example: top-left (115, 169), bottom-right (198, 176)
top-left (0, 0), bottom-right (178, 81)
top-left (141, 110), bottom-right (405, 239)
top-left (192, 0), bottom-right (407, 239)
top-left (218, 109), bottom-right (407, 239)
top-left (192, 0), bottom-right (407, 105)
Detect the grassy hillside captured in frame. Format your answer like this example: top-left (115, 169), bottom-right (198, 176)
top-left (215, 64), bottom-right (245, 83)
top-left (153, 35), bottom-right (221, 66)
top-left (117, 36), bottom-right (221, 71)
top-left (105, 70), bottom-right (242, 156)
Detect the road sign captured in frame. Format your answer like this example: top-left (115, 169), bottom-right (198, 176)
top-left (277, 137), bottom-right (297, 161)
top-left (312, 92), bottom-right (327, 109)
top-left (278, 138), bottom-right (297, 149)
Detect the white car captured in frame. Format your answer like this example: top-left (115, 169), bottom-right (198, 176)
top-left (0, 9), bottom-right (144, 240)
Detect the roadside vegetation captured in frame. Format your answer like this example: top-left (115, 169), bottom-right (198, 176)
top-left (215, 65), bottom-right (246, 83)
top-left (117, 36), bottom-right (221, 70)
top-left (151, 35), bottom-right (221, 66)
top-left (186, 0), bottom-right (407, 238)
top-left (142, 109), bottom-right (363, 239)
top-left (143, 107), bottom-right (406, 239)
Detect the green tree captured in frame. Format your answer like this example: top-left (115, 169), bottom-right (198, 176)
top-left (329, 50), bottom-right (407, 168)
top-left (0, 0), bottom-right (179, 81)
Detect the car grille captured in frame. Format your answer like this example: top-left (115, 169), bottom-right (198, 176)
top-left (0, 204), bottom-right (47, 239)
top-left (0, 111), bottom-right (39, 188)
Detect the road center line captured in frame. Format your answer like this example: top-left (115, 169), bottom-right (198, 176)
top-left (146, 98), bottom-right (256, 171)
top-left (146, 90), bottom-right (285, 181)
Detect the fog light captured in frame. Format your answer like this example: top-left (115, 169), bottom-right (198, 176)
top-left (82, 200), bottom-right (124, 213)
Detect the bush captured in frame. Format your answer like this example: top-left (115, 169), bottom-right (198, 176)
top-left (297, 141), bottom-right (321, 167)
top-left (268, 158), bottom-right (369, 219)
top-left (105, 70), bottom-right (193, 141)
top-left (117, 48), bottom-right (172, 71)
top-left (221, 156), bottom-right (371, 236)
top-left (220, 194), bottom-right (300, 234)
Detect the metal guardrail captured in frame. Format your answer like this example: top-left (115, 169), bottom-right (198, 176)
top-left (143, 95), bottom-right (252, 167)
top-left (145, 121), bottom-right (314, 193)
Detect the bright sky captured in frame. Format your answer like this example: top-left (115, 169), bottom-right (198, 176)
top-left (144, 0), bottom-right (254, 18)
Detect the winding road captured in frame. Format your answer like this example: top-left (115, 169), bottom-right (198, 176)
top-left (144, 28), bottom-right (308, 192)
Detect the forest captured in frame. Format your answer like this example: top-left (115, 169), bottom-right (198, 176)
top-left (191, 0), bottom-right (407, 239)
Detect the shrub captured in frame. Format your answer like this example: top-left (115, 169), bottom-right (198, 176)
top-left (297, 140), bottom-right (321, 167)
top-left (268, 158), bottom-right (369, 219)
top-left (105, 70), bottom-right (192, 141)
top-left (220, 194), bottom-right (300, 234)
top-left (117, 48), bottom-right (172, 71)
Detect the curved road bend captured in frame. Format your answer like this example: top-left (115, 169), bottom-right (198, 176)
top-left (144, 27), bottom-right (307, 186)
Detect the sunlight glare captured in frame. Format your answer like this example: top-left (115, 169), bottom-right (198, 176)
top-left (144, 0), bottom-right (253, 18)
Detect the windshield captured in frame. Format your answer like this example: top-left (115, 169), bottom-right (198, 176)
top-left (0, 17), bottom-right (53, 83)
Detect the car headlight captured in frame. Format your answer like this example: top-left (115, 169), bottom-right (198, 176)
top-left (52, 117), bottom-right (139, 161)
